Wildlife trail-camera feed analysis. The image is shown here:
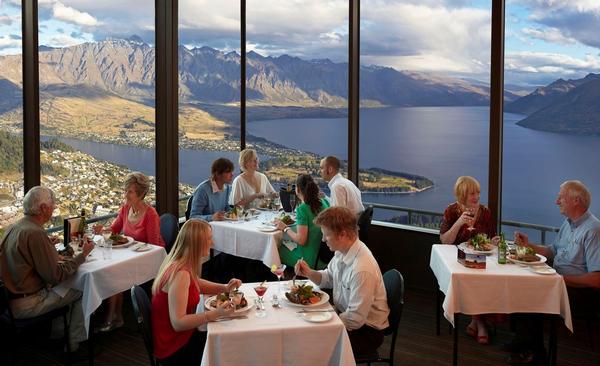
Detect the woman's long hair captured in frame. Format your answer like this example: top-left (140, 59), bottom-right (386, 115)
top-left (151, 219), bottom-right (212, 295)
top-left (296, 174), bottom-right (323, 215)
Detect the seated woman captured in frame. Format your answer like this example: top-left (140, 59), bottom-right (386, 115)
top-left (94, 172), bottom-right (164, 331)
top-left (275, 174), bottom-right (329, 269)
top-left (439, 176), bottom-right (499, 345)
top-left (229, 148), bottom-right (277, 209)
top-left (151, 219), bottom-right (241, 366)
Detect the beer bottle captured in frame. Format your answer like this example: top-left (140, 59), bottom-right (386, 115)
top-left (497, 233), bottom-right (507, 264)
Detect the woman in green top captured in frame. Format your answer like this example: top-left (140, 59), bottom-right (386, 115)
top-left (276, 174), bottom-right (329, 269)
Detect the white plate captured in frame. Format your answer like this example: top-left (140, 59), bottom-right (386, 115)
top-left (131, 242), bottom-right (151, 252)
top-left (508, 253), bottom-right (547, 265)
top-left (300, 311), bottom-right (333, 323)
top-left (283, 290), bottom-right (330, 308)
top-left (529, 266), bottom-right (557, 275)
top-left (257, 225), bottom-right (278, 232)
top-left (458, 242), bottom-right (495, 255)
top-left (204, 295), bottom-right (252, 314)
top-left (112, 235), bottom-right (135, 248)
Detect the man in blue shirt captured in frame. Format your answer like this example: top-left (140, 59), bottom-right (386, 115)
top-left (510, 180), bottom-right (600, 365)
top-left (190, 158), bottom-right (234, 221)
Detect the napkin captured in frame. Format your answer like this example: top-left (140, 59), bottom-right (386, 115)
top-left (282, 239), bottom-right (297, 251)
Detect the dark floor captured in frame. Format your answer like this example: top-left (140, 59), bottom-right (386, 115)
top-left (1, 285), bottom-right (598, 366)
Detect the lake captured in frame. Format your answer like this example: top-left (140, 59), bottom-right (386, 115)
top-left (53, 106), bottom-right (600, 238)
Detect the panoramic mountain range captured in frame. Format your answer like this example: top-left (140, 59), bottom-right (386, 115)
top-left (0, 37), bottom-right (597, 134)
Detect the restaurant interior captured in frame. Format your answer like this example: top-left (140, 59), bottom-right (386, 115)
top-left (0, 1), bottom-right (599, 365)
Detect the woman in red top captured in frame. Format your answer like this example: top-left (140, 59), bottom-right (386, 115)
top-left (94, 172), bottom-right (164, 331)
top-left (439, 176), bottom-right (501, 345)
top-left (151, 219), bottom-right (240, 365)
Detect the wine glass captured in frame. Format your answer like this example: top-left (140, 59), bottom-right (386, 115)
top-left (102, 229), bottom-right (112, 243)
top-left (253, 284), bottom-right (268, 317)
top-left (235, 205), bottom-right (244, 221)
top-left (271, 264), bottom-right (286, 296)
top-left (465, 207), bottom-right (476, 232)
top-left (289, 195), bottom-right (297, 213)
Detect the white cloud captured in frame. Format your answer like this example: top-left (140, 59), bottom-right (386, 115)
top-left (0, 34), bottom-right (20, 48)
top-left (506, 51), bottom-right (600, 74)
top-left (522, 27), bottom-right (576, 45)
top-left (361, 4), bottom-right (491, 75)
top-left (46, 33), bottom-right (86, 47)
top-left (52, 1), bottom-right (98, 27)
top-left (0, 14), bottom-right (13, 26)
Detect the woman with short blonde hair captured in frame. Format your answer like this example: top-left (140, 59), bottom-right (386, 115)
top-left (229, 148), bottom-right (276, 208)
top-left (440, 176), bottom-right (499, 345)
top-left (151, 219), bottom-right (241, 365)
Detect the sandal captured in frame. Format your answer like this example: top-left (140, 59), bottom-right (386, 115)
top-left (97, 319), bottom-right (124, 333)
top-left (477, 335), bottom-right (490, 345)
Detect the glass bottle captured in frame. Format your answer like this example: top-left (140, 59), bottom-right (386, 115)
top-left (498, 233), bottom-right (507, 264)
top-left (78, 208), bottom-right (87, 237)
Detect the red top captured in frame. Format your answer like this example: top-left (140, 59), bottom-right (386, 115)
top-left (440, 203), bottom-right (496, 244)
top-left (151, 269), bottom-right (200, 359)
top-left (111, 203), bottom-right (164, 247)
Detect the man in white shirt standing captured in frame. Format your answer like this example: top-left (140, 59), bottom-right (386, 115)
top-left (319, 156), bottom-right (365, 216)
top-left (295, 206), bottom-right (389, 358)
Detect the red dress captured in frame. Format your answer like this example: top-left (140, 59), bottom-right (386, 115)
top-left (439, 203), bottom-right (496, 244)
top-left (111, 203), bottom-right (164, 247)
top-left (151, 270), bottom-right (200, 359)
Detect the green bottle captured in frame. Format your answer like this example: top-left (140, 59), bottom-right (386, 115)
top-left (498, 233), bottom-right (507, 264)
top-left (78, 209), bottom-right (87, 237)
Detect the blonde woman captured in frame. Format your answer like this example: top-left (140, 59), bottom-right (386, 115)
top-left (440, 176), bottom-right (499, 345)
top-left (229, 148), bottom-right (277, 208)
top-left (151, 219), bottom-right (241, 365)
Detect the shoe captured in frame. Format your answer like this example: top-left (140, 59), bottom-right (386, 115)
top-left (466, 324), bottom-right (477, 338)
top-left (506, 350), bottom-right (546, 366)
top-left (97, 319), bottom-right (124, 333)
top-left (477, 335), bottom-right (490, 345)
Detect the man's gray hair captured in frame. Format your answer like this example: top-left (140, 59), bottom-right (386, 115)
top-left (561, 180), bottom-right (591, 209)
top-left (23, 186), bottom-right (56, 216)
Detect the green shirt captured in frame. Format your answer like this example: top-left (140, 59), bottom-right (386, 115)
top-left (280, 198), bottom-right (330, 269)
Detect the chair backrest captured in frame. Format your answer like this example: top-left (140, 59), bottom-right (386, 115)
top-left (130, 285), bottom-right (156, 366)
top-left (357, 206), bottom-right (374, 243)
top-left (315, 240), bottom-right (334, 269)
top-left (0, 280), bottom-right (17, 328)
top-left (185, 196), bottom-right (193, 221)
top-left (160, 213), bottom-right (179, 254)
top-left (383, 269), bottom-right (404, 336)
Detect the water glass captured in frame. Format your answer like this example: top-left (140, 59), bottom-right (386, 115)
top-left (102, 238), bottom-right (113, 260)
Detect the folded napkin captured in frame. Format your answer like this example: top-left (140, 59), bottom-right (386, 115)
top-left (282, 239), bottom-right (297, 251)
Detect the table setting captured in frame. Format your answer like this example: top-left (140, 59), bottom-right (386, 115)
top-left (199, 281), bottom-right (355, 366)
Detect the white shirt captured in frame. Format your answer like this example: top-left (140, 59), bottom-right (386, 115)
top-left (229, 172), bottom-right (276, 208)
top-left (318, 239), bottom-right (390, 331)
top-left (328, 173), bottom-right (365, 216)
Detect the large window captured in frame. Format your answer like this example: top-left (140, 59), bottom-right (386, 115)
top-left (0, 1), bottom-right (23, 233)
top-left (178, 0), bottom-right (241, 215)
top-left (246, 0), bottom-right (348, 193)
top-left (37, 1), bottom-right (156, 226)
top-left (359, 0), bottom-right (492, 227)
top-left (501, 1), bottom-right (600, 242)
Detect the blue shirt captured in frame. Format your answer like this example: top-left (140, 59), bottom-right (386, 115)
top-left (549, 211), bottom-right (600, 275)
top-left (189, 179), bottom-right (231, 222)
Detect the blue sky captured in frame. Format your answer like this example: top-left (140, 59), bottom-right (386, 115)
top-left (1, 0), bottom-right (599, 89)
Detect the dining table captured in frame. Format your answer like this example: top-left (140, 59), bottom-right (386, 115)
top-left (429, 244), bottom-right (572, 366)
top-left (209, 210), bottom-right (289, 268)
top-left (53, 240), bottom-right (166, 365)
top-left (199, 281), bottom-right (355, 366)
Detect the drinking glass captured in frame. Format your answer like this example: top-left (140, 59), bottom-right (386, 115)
top-left (290, 196), bottom-right (297, 212)
top-left (235, 205), bottom-right (244, 221)
top-left (465, 208), bottom-right (476, 231)
top-left (254, 285), bottom-right (268, 317)
top-left (102, 239), bottom-right (112, 260)
top-left (271, 264), bottom-right (286, 296)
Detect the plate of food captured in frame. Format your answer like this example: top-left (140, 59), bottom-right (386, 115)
top-left (284, 283), bottom-right (329, 307)
top-left (508, 246), bottom-right (547, 265)
top-left (110, 234), bottom-right (134, 248)
top-left (459, 234), bottom-right (495, 254)
top-left (300, 311), bottom-right (333, 323)
top-left (204, 291), bottom-right (251, 313)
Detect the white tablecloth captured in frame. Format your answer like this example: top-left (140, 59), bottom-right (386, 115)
top-left (200, 282), bottom-right (355, 366)
top-left (429, 244), bottom-right (572, 331)
top-left (210, 212), bottom-right (284, 268)
top-left (53, 244), bottom-right (167, 334)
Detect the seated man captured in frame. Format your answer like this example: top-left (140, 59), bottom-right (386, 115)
top-left (0, 186), bottom-right (94, 351)
top-left (295, 206), bottom-right (389, 357)
top-left (190, 158), bottom-right (234, 221)
top-left (511, 180), bottom-right (600, 364)
top-left (319, 156), bottom-right (365, 216)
